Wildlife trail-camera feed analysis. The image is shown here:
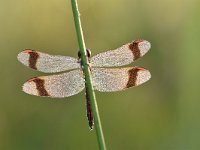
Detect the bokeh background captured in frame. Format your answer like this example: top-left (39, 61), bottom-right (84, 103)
top-left (0, 0), bottom-right (200, 150)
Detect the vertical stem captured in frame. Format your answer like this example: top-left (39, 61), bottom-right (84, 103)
top-left (71, 0), bottom-right (107, 150)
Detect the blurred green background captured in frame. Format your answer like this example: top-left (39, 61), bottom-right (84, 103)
top-left (0, 0), bottom-right (200, 150)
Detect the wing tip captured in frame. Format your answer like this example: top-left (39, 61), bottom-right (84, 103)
top-left (22, 79), bottom-right (39, 96)
top-left (135, 67), bottom-right (151, 86)
top-left (126, 67), bottom-right (151, 88)
top-left (137, 40), bottom-right (151, 56)
top-left (128, 40), bottom-right (151, 61)
top-left (22, 77), bottom-right (50, 97)
top-left (17, 50), bottom-right (30, 65)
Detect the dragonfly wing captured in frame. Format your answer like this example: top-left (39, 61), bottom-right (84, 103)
top-left (91, 40), bottom-right (151, 67)
top-left (17, 50), bottom-right (80, 73)
top-left (22, 69), bottom-right (85, 98)
top-left (92, 67), bottom-right (151, 92)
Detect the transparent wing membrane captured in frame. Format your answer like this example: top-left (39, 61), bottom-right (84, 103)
top-left (17, 50), bottom-right (80, 73)
top-left (92, 67), bottom-right (151, 92)
top-left (91, 40), bottom-right (151, 67)
top-left (22, 69), bottom-right (85, 98)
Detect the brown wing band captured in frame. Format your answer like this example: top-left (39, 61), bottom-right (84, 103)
top-left (28, 51), bottom-right (39, 70)
top-left (126, 68), bottom-right (140, 88)
top-left (129, 41), bottom-right (141, 60)
top-left (32, 78), bottom-right (49, 96)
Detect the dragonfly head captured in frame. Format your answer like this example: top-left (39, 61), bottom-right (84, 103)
top-left (78, 48), bottom-right (91, 59)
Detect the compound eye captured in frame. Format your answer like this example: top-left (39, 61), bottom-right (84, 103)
top-left (78, 51), bottom-right (81, 59)
top-left (86, 48), bottom-right (91, 58)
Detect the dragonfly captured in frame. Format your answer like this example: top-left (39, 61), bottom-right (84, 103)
top-left (17, 40), bottom-right (151, 129)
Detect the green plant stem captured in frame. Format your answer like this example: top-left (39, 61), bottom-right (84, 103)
top-left (71, 0), bottom-right (106, 150)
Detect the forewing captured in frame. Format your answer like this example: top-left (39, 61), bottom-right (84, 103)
top-left (92, 67), bottom-right (151, 92)
top-left (91, 40), bottom-right (151, 67)
top-left (17, 50), bottom-right (80, 73)
top-left (22, 69), bottom-right (85, 98)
